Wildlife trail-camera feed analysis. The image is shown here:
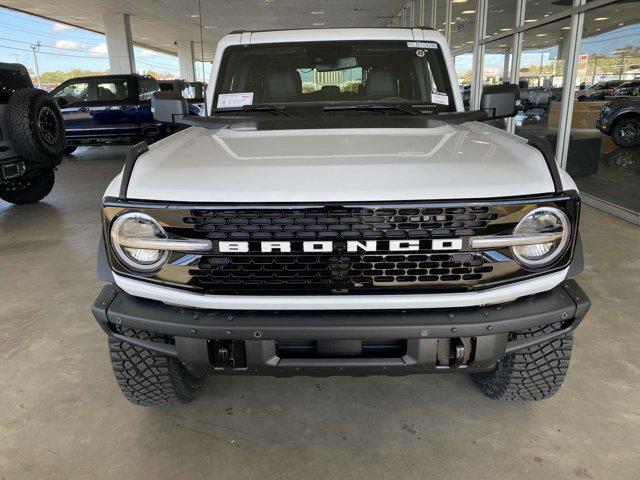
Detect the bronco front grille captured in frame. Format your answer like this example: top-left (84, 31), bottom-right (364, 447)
top-left (186, 205), bottom-right (497, 241)
top-left (102, 195), bottom-right (579, 295)
top-left (192, 253), bottom-right (493, 292)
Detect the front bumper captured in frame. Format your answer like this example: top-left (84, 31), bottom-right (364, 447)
top-left (92, 280), bottom-right (590, 377)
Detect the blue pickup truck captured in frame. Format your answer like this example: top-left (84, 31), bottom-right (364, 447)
top-left (51, 74), bottom-right (165, 154)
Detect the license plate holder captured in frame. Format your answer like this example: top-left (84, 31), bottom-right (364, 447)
top-left (1, 161), bottom-right (26, 181)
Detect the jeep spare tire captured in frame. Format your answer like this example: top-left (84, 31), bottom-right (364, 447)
top-left (6, 88), bottom-right (65, 165)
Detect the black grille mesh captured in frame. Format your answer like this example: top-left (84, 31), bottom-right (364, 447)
top-left (181, 205), bottom-right (506, 294)
top-left (191, 253), bottom-right (493, 292)
top-left (186, 206), bottom-right (499, 241)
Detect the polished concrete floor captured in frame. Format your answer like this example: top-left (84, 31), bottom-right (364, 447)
top-left (1, 146), bottom-right (639, 480)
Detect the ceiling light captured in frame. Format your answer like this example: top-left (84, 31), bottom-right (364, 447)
top-left (619, 22), bottom-right (624, 26)
top-left (311, 10), bottom-right (325, 15)
top-left (524, 19), bottom-right (538, 23)
top-left (499, 44), bottom-right (507, 47)
top-left (536, 33), bottom-right (547, 37)
top-left (561, 26), bottom-right (571, 30)
top-left (313, 22), bottom-right (325, 26)
top-left (462, 10), bottom-right (476, 14)
top-left (139, 37), bottom-right (150, 40)
top-left (452, 0), bottom-right (467, 3)
top-left (594, 17), bottom-right (609, 21)
top-left (500, 28), bottom-right (512, 31)
top-left (187, 14), bottom-right (200, 18)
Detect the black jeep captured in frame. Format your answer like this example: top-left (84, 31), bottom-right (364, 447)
top-left (0, 63), bottom-right (65, 204)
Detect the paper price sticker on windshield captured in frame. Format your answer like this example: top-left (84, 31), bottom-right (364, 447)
top-left (431, 93), bottom-right (449, 105)
top-left (217, 93), bottom-right (254, 108)
top-left (407, 41), bottom-right (438, 49)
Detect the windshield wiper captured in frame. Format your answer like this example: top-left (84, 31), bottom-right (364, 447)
top-left (213, 105), bottom-right (290, 116)
top-left (323, 104), bottom-right (418, 115)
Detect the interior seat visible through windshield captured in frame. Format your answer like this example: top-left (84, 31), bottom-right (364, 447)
top-left (214, 40), bottom-right (456, 113)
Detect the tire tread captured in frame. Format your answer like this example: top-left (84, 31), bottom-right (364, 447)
top-left (473, 322), bottom-right (573, 401)
top-left (108, 327), bottom-right (205, 406)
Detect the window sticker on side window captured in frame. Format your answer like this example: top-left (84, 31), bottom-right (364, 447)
top-left (217, 92), bottom-right (254, 108)
top-left (407, 41), bottom-right (438, 49)
top-left (431, 93), bottom-right (449, 105)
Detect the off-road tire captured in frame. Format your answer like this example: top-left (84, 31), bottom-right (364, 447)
top-left (612, 117), bottom-right (640, 148)
top-left (0, 168), bottom-right (55, 204)
top-left (63, 145), bottom-right (77, 155)
top-left (6, 88), bottom-right (65, 165)
top-left (108, 327), bottom-right (206, 406)
top-left (472, 322), bottom-right (573, 401)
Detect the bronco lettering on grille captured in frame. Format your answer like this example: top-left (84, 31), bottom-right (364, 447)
top-left (217, 239), bottom-right (463, 253)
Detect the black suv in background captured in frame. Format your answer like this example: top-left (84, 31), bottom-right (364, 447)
top-left (0, 62), bottom-right (65, 204)
top-left (51, 74), bottom-right (164, 154)
top-left (597, 97), bottom-right (640, 148)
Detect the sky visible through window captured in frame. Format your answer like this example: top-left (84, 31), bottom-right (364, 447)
top-left (0, 7), bottom-right (210, 87)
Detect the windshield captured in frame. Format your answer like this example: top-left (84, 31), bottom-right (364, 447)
top-left (214, 40), bottom-right (455, 113)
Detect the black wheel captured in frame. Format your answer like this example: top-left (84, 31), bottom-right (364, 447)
top-left (63, 145), bottom-right (77, 155)
top-left (472, 322), bottom-right (573, 401)
top-left (5, 88), bottom-right (65, 165)
top-left (0, 168), bottom-right (55, 204)
top-left (109, 327), bottom-right (206, 406)
top-left (612, 117), bottom-right (640, 148)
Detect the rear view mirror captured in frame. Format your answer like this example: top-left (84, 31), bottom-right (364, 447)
top-left (481, 84), bottom-right (520, 120)
top-left (151, 91), bottom-right (188, 123)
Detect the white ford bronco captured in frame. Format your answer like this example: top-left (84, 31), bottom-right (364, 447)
top-left (92, 28), bottom-right (590, 406)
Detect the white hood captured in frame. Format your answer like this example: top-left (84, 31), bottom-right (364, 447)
top-left (125, 122), bottom-right (555, 203)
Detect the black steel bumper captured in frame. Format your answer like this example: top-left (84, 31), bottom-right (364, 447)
top-left (92, 280), bottom-right (590, 377)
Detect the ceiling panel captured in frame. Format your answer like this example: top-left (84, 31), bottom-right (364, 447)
top-left (5, 0), bottom-right (408, 60)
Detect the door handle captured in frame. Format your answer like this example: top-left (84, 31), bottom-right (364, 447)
top-left (119, 105), bottom-right (133, 110)
top-left (79, 106), bottom-right (90, 112)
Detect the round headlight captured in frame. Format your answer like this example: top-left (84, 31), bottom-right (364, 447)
top-left (110, 212), bottom-right (169, 272)
top-left (511, 207), bottom-right (570, 268)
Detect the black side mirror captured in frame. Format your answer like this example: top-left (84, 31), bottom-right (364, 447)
top-left (481, 84), bottom-right (520, 120)
top-left (151, 91), bottom-right (188, 123)
top-left (55, 97), bottom-right (68, 109)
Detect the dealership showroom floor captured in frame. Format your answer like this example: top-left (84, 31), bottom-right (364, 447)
top-left (0, 147), bottom-right (638, 479)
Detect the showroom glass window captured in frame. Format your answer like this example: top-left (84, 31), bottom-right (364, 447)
top-left (482, 38), bottom-right (514, 129)
top-left (450, 0), bottom-right (477, 49)
top-left (567, 0), bottom-right (640, 216)
top-left (449, 1), bottom-right (477, 111)
top-left (454, 53), bottom-right (473, 110)
top-left (514, 17), bottom-right (571, 141)
top-left (435, 1), bottom-right (447, 35)
top-left (485, 0), bottom-right (517, 39)
top-left (524, 0), bottom-right (570, 24)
